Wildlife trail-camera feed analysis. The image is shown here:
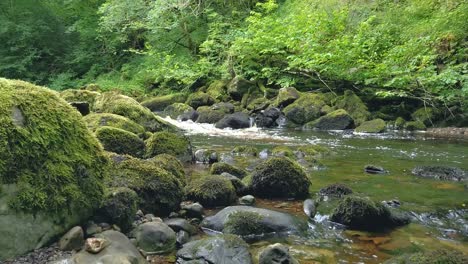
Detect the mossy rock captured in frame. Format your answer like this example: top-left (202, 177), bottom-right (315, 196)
top-left (83, 113), bottom-right (146, 136)
top-left (404, 120), bottom-right (426, 131)
top-left (246, 97), bottom-right (271, 112)
top-left (283, 93), bottom-right (327, 125)
top-left (163, 103), bottom-right (194, 119)
top-left (276, 87), bottom-right (300, 107)
top-left (411, 107), bottom-right (440, 126)
top-left (330, 196), bottom-right (410, 231)
top-left (196, 106), bottom-right (226, 124)
top-left (145, 131), bottom-right (192, 162)
top-left (141, 93), bottom-right (187, 112)
top-left (304, 109), bottom-right (354, 130)
top-left (227, 76), bottom-right (257, 101)
top-left (96, 187), bottom-right (138, 232)
top-left (60, 89), bottom-right (101, 110)
top-left (148, 154), bottom-right (186, 185)
top-left (224, 211), bottom-right (271, 236)
top-left (186, 92), bottom-right (215, 108)
top-left (94, 91), bottom-right (174, 132)
top-left (210, 162), bottom-right (247, 179)
top-left (333, 90), bottom-right (370, 126)
top-left (232, 146), bottom-right (258, 157)
top-left (355, 118), bottom-right (386, 133)
top-left (394, 117), bottom-right (406, 129)
top-left (249, 157), bottom-right (310, 199)
top-left (318, 183), bottom-right (353, 198)
top-left (95, 126), bottom-right (145, 158)
top-left (0, 78), bottom-right (108, 259)
top-left (185, 176), bottom-right (237, 207)
top-left (206, 80), bottom-right (229, 101)
top-left (383, 249), bottom-right (468, 264)
top-left (108, 157), bottom-right (183, 215)
top-left (272, 146), bottom-right (295, 158)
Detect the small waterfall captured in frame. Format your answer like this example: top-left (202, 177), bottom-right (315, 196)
top-left (249, 117), bottom-right (255, 128)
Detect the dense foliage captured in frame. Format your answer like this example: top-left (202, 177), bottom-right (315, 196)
top-left (0, 0), bottom-right (466, 109)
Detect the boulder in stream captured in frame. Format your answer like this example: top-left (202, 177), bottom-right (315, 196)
top-left (215, 112), bottom-right (251, 129)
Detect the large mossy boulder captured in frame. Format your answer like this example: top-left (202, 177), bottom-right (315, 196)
top-left (83, 113), bottom-right (145, 135)
top-left (206, 80), bottom-right (229, 101)
top-left (145, 131), bottom-right (192, 162)
top-left (283, 93), bottom-right (327, 125)
top-left (176, 235), bottom-right (252, 264)
top-left (95, 126), bottom-right (145, 158)
top-left (141, 93), bottom-right (187, 112)
top-left (247, 157), bottom-right (310, 199)
top-left (94, 91), bottom-right (173, 132)
top-left (60, 89), bottom-right (101, 111)
top-left (163, 103), bottom-right (194, 119)
top-left (196, 105), bottom-right (227, 124)
top-left (355, 118), bottom-right (386, 133)
top-left (304, 109), bottom-right (354, 130)
top-left (108, 157), bottom-right (184, 216)
top-left (276, 87), bottom-right (300, 107)
top-left (383, 249), bottom-right (468, 264)
top-left (330, 196), bottom-right (410, 231)
top-left (0, 78), bottom-right (108, 260)
top-left (333, 90), bottom-right (370, 126)
top-left (185, 92), bottom-right (215, 108)
top-left (210, 162), bottom-right (247, 178)
top-left (95, 187), bottom-right (138, 232)
top-left (185, 176), bottom-right (237, 207)
top-left (227, 76), bottom-right (257, 101)
top-left (149, 154), bottom-right (186, 184)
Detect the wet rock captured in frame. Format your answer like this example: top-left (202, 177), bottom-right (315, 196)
top-left (318, 183), bottom-right (353, 198)
top-left (364, 165), bottom-right (388, 174)
top-left (164, 218), bottom-right (197, 235)
top-left (248, 157), bottom-right (310, 199)
top-left (196, 106), bottom-right (227, 123)
top-left (194, 149), bottom-right (219, 164)
top-left (176, 230), bottom-right (190, 248)
top-left (330, 196), bottom-right (410, 231)
top-left (84, 238), bottom-right (109, 254)
top-left (303, 109), bottom-right (354, 130)
top-left (255, 107), bottom-right (281, 128)
top-left (201, 206), bottom-right (306, 236)
top-left (59, 226), bottom-right (84, 251)
top-left (163, 103), bottom-right (194, 119)
top-left (179, 109), bottom-right (199, 121)
top-left (134, 222), bottom-right (176, 254)
top-left (303, 199), bottom-right (317, 218)
top-left (176, 235), bottom-right (252, 264)
top-left (72, 230), bottom-right (146, 264)
top-left (259, 243), bottom-right (299, 264)
top-left (412, 165), bottom-right (467, 181)
top-left (239, 195), bottom-right (256, 206)
top-left (181, 202), bottom-right (204, 219)
top-left (215, 112), bottom-right (251, 129)
top-left (276, 87), bottom-right (300, 107)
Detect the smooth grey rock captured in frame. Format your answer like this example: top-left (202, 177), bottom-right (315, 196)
top-left (239, 195), bottom-right (255, 206)
top-left (59, 226), bottom-right (84, 251)
top-left (303, 199), bottom-right (317, 219)
top-left (259, 243), bottom-right (299, 264)
top-left (164, 218), bottom-right (197, 235)
top-left (176, 230), bottom-right (190, 247)
top-left (176, 235), bottom-right (252, 264)
top-left (134, 222), bottom-right (176, 254)
top-left (181, 202), bottom-right (204, 219)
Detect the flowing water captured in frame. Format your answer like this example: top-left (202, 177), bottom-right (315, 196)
top-left (163, 117), bottom-right (468, 263)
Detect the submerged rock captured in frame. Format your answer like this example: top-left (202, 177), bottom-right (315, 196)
top-left (176, 235), bottom-right (252, 264)
top-left (412, 165), bottom-right (466, 181)
top-left (259, 243), bottom-right (299, 264)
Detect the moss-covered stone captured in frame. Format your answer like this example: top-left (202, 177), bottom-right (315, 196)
top-left (246, 97), bottom-right (271, 112)
top-left (163, 103), bottom-right (194, 119)
top-left (276, 87), bottom-right (300, 107)
top-left (148, 154), bottom-right (186, 185)
top-left (333, 90), bottom-right (370, 126)
top-left (210, 162), bottom-right (247, 178)
top-left (304, 109), bottom-right (354, 130)
top-left (224, 211), bottom-right (270, 236)
top-left (272, 146), bottom-right (295, 158)
top-left (95, 126), bottom-right (145, 158)
top-left (411, 107), bottom-right (440, 126)
top-left (283, 93), bottom-right (327, 125)
top-left (60, 89), bottom-right (101, 110)
top-left (196, 106), bottom-right (227, 124)
top-left (404, 120), bottom-right (426, 131)
top-left (249, 158), bottom-right (310, 199)
top-left (108, 157), bottom-right (183, 215)
top-left (206, 80), bottom-right (229, 101)
top-left (83, 113), bottom-right (145, 135)
top-left (141, 93), bottom-right (187, 112)
top-left (330, 196), bottom-right (410, 231)
top-left (96, 187), bottom-right (138, 232)
top-left (355, 118), bottom-right (386, 133)
top-left (395, 117), bottom-right (406, 129)
top-left (232, 146), bottom-right (258, 157)
top-left (94, 91), bottom-right (174, 132)
top-left (186, 92), bottom-right (215, 108)
top-left (0, 78), bottom-right (108, 259)
top-left (145, 131), bottom-right (192, 162)
top-left (227, 77), bottom-right (257, 101)
top-left (185, 176), bottom-right (237, 207)
top-left (318, 183), bottom-right (353, 198)
top-left (383, 249), bottom-right (468, 264)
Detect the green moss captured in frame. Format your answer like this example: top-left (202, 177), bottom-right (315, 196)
top-left (94, 91), bottom-right (175, 132)
top-left (186, 92), bottom-right (215, 108)
top-left (196, 106), bottom-right (226, 123)
top-left (108, 157), bottom-right (183, 215)
top-left (60, 89), bottom-right (101, 111)
top-left (272, 146), bottom-right (295, 158)
top-left (276, 87), bottom-right (300, 107)
top-left (404, 120), bottom-right (426, 131)
top-left (411, 107), bottom-right (440, 126)
top-left (83, 113), bottom-right (145, 135)
top-left (304, 109), bottom-right (354, 130)
top-left (210, 162), bottom-right (247, 178)
top-left (184, 175), bottom-right (237, 207)
top-left (224, 211), bottom-right (270, 236)
top-left (231, 146), bottom-right (258, 157)
top-left (395, 117), bottom-right (406, 129)
top-left (141, 93), bottom-right (187, 111)
top-left (163, 103), bottom-right (193, 119)
top-left (246, 97), bottom-right (270, 111)
top-left (333, 90), bottom-right (370, 126)
top-left (250, 157), bottom-right (310, 199)
top-left (0, 78), bottom-right (107, 214)
top-left (355, 118), bottom-right (386, 133)
top-left (97, 187), bottom-right (138, 232)
top-left (384, 249), bottom-right (468, 264)
top-left (145, 131), bottom-right (192, 161)
top-left (95, 126), bottom-right (145, 158)
top-left (206, 80), bottom-right (229, 101)
top-left (148, 154), bottom-right (186, 185)
top-left (283, 93), bottom-right (327, 125)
